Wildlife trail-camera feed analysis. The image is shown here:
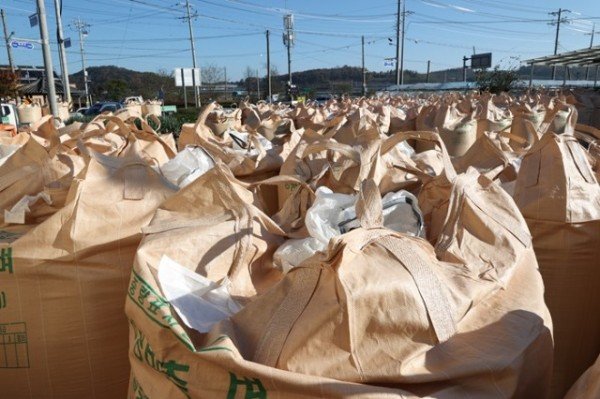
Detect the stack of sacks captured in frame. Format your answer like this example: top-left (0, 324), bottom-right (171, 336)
top-left (514, 129), bottom-right (600, 399)
top-left (0, 110), bottom-right (181, 398)
top-left (126, 127), bottom-right (553, 398)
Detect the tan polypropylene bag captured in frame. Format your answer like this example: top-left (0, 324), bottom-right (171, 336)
top-left (0, 135), bottom-right (79, 224)
top-left (134, 163), bottom-right (313, 302)
top-left (205, 107), bottom-right (242, 136)
top-left (433, 101), bottom-right (478, 156)
top-left (564, 354), bottom-right (600, 399)
top-left (125, 148), bottom-right (552, 398)
top-left (0, 153), bottom-right (175, 399)
top-left (513, 132), bottom-right (600, 399)
top-left (476, 95), bottom-right (512, 137)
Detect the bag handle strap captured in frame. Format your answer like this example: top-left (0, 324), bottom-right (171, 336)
top-left (377, 236), bottom-right (457, 343)
top-left (565, 137), bottom-right (596, 184)
top-left (253, 267), bottom-right (322, 366)
top-left (301, 140), bottom-right (361, 163)
top-left (381, 131), bottom-right (457, 180)
top-left (355, 179), bottom-right (383, 229)
top-left (246, 174), bottom-right (313, 197)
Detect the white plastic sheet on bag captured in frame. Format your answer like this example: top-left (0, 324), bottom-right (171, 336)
top-left (4, 191), bottom-right (52, 224)
top-left (395, 139), bottom-right (415, 158)
top-left (157, 146), bottom-right (214, 188)
top-left (157, 255), bottom-right (242, 333)
top-left (228, 130), bottom-right (273, 157)
top-left (274, 187), bottom-right (425, 272)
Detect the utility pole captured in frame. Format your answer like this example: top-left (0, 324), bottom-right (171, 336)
top-left (53, 0), bottom-right (71, 105)
top-left (395, 0), bottom-right (401, 86)
top-left (224, 67), bottom-right (227, 96)
top-left (399, 1), bottom-right (411, 85)
top-left (266, 30), bottom-right (272, 103)
top-left (426, 60), bottom-right (431, 83)
top-left (1, 10), bottom-right (15, 73)
top-left (361, 35), bottom-right (366, 96)
top-left (256, 69), bottom-right (260, 99)
top-left (36, 0), bottom-right (58, 117)
top-left (283, 15), bottom-right (294, 85)
top-left (283, 14), bottom-right (295, 100)
top-left (585, 23), bottom-right (595, 81)
top-left (549, 8), bottom-right (571, 80)
top-left (184, 0), bottom-right (199, 107)
top-left (72, 18), bottom-right (90, 107)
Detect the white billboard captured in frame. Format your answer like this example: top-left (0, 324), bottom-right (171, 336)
top-left (174, 68), bottom-right (201, 87)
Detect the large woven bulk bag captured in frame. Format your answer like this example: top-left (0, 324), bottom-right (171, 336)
top-left (61, 112), bottom-right (176, 166)
top-left (388, 104), bottom-right (420, 133)
top-left (476, 96), bottom-right (512, 136)
top-left (17, 103), bottom-right (42, 125)
top-left (142, 100), bottom-right (162, 118)
top-left (538, 101), bottom-right (578, 136)
top-left (575, 124), bottom-right (600, 181)
top-left (203, 169), bottom-right (552, 398)
top-left (133, 163), bottom-right (313, 302)
top-left (125, 100), bottom-right (143, 117)
top-left (205, 108), bottom-right (242, 136)
top-left (256, 114), bottom-right (295, 141)
top-left (0, 153), bottom-right (175, 398)
top-left (565, 355), bottom-right (600, 399)
top-left (277, 129), bottom-right (376, 207)
top-left (513, 132), bottom-right (600, 399)
top-left (509, 103), bottom-right (546, 149)
top-left (124, 175), bottom-right (552, 398)
top-left (0, 135), bottom-right (78, 224)
top-left (433, 102), bottom-right (477, 156)
top-left (42, 102), bottom-right (70, 121)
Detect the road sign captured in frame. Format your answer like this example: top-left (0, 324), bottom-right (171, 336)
top-left (384, 60), bottom-right (395, 67)
top-left (471, 53), bottom-right (492, 69)
top-left (10, 40), bottom-right (34, 50)
top-left (174, 68), bottom-right (201, 87)
top-left (64, 38), bottom-right (71, 48)
top-left (29, 13), bottom-right (38, 28)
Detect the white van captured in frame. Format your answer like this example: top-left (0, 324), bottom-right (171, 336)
top-left (0, 104), bottom-right (19, 127)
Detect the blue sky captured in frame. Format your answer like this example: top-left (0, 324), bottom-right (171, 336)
top-left (2, 0), bottom-right (599, 81)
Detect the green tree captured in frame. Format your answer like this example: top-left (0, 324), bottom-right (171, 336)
top-left (475, 66), bottom-right (520, 94)
top-left (0, 70), bottom-right (19, 99)
top-left (105, 79), bottom-right (128, 100)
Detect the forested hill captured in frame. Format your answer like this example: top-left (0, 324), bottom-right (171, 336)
top-left (69, 63), bottom-right (567, 103)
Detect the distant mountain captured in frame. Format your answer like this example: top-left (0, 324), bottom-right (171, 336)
top-left (70, 65), bottom-right (174, 103)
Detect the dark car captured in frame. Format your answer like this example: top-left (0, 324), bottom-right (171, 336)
top-left (84, 102), bottom-right (123, 116)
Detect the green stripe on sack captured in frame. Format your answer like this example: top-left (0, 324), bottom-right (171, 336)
top-left (127, 270), bottom-right (195, 350)
top-left (127, 270), bottom-right (232, 354)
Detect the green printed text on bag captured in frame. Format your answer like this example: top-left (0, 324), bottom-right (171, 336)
top-left (227, 372), bottom-right (267, 399)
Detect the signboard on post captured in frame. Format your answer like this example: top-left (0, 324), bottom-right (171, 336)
top-left (174, 68), bottom-right (201, 87)
top-left (29, 13), bottom-right (39, 28)
top-left (10, 40), bottom-right (35, 50)
top-left (471, 53), bottom-right (492, 69)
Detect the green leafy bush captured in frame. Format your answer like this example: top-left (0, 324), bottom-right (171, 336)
top-left (475, 66), bottom-right (520, 94)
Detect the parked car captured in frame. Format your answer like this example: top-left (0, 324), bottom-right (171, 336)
top-left (0, 103), bottom-right (19, 135)
top-left (84, 102), bottom-right (123, 116)
top-left (122, 96), bottom-right (143, 104)
top-left (69, 107), bottom-right (88, 119)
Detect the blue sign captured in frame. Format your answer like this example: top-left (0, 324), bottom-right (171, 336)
top-left (29, 13), bottom-right (38, 28)
top-left (10, 40), bottom-right (34, 50)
